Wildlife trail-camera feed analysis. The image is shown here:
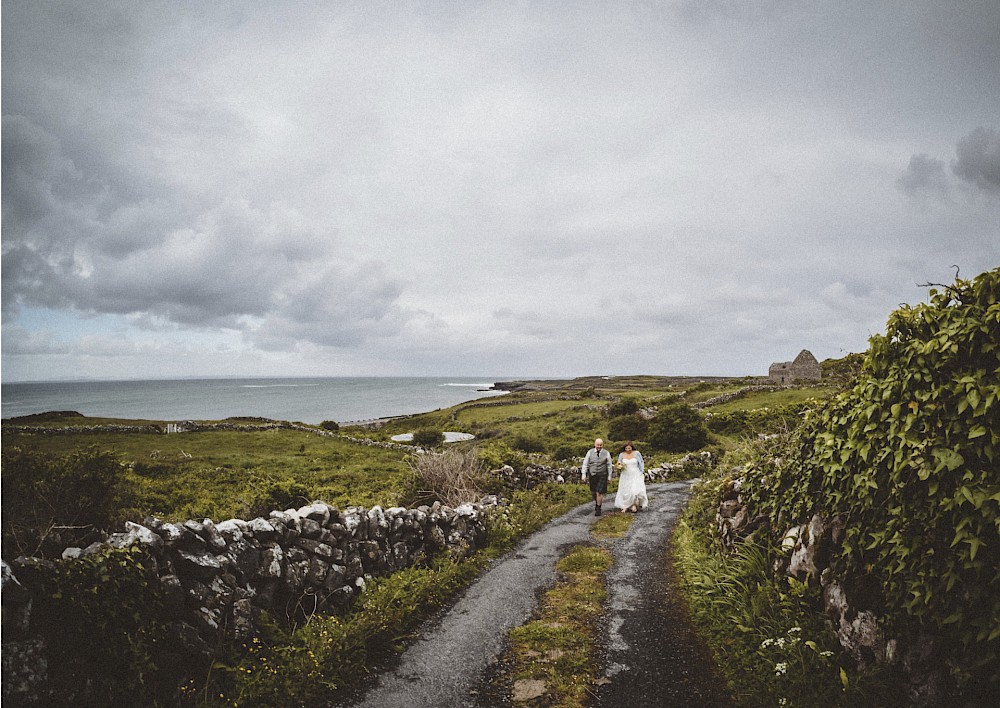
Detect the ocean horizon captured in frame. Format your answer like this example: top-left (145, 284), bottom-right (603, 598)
top-left (1, 376), bottom-right (517, 425)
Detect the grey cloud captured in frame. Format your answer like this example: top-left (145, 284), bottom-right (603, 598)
top-left (2, 327), bottom-right (70, 355)
top-left (952, 127), bottom-right (1000, 192)
top-left (897, 154), bottom-right (949, 196)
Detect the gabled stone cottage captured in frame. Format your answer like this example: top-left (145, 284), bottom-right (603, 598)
top-left (769, 350), bottom-right (822, 384)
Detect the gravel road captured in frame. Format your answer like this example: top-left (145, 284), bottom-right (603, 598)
top-left (342, 480), bottom-right (727, 708)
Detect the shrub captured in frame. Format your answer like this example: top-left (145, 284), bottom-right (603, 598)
top-left (320, 420), bottom-right (340, 432)
top-left (475, 441), bottom-right (528, 472)
top-left (242, 478), bottom-right (312, 518)
top-left (2, 446), bottom-right (130, 557)
top-left (706, 403), bottom-right (810, 438)
top-left (511, 433), bottom-right (545, 453)
top-left (741, 267), bottom-right (1000, 696)
top-left (406, 447), bottom-right (487, 507)
top-left (607, 413), bottom-right (649, 442)
top-left (11, 547), bottom-right (185, 705)
top-left (607, 397), bottom-right (641, 417)
top-left (412, 429), bottom-right (444, 448)
top-left (647, 403), bottom-right (710, 452)
top-left (551, 444), bottom-right (579, 462)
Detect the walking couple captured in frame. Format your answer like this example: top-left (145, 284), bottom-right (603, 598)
top-left (580, 438), bottom-right (649, 516)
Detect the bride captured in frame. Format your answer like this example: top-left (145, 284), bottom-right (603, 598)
top-left (614, 442), bottom-right (648, 513)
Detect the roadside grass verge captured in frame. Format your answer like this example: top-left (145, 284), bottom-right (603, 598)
top-left (195, 483), bottom-right (592, 706)
top-left (671, 499), bottom-right (899, 707)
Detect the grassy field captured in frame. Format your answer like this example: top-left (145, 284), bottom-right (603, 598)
top-left (2, 372), bottom-right (849, 705)
top-left (3, 375), bottom-right (839, 528)
top-left (4, 425), bottom-right (414, 523)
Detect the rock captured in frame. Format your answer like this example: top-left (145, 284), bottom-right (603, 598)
top-left (258, 545), bottom-right (284, 580)
top-left (216, 519), bottom-right (246, 544)
top-left (2, 562), bottom-right (32, 637)
top-left (787, 513), bottom-right (830, 583)
top-left (298, 503), bottom-right (333, 526)
top-left (160, 574), bottom-right (186, 615)
top-left (175, 550), bottom-right (225, 582)
top-left (298, 517), bottom-right (323, 539)
top-left (125, 521), bottom-right (165, 552)
top-left (1, 638), bottom-right (48, 704)
top-left (248, 517), bottom-right (278, 542)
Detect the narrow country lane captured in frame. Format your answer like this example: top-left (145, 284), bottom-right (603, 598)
top-left (341, 481), bottom-right (718, 708)
top-left (595, 482), bottom-right (733, 707)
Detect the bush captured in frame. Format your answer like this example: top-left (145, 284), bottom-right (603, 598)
top-left (11, 547), bottom-right (186, 705)
top-left (607, 413), bottom-right (649, 441)
top-left (412, 429), bottom-right (444, 448)
top-left (647, 403), bottom-right (710, 452)
top-left (476, 441), bottom-right (528, 472)
top-left (242, 478), bottom-right (312, 519)
top-left (741, 267), bottom-right (1000, 697)
top-left (2, 446), bottom-right (130, 557)
top-left (607, 397), bottom-right (641, 417)
top-left (551, 444), bottom-right (579, 462)
top-left (320, 420), bottom-right (340, 432)
top-left (511, 433), bottom-right (545, 453)
top-left (406, 447), bottom-right (487, 507)
top-left (706, 402), bottom-right (811, 438)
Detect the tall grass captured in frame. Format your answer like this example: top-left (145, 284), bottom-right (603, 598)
top-left (672, 504), bottom-right (900, 707)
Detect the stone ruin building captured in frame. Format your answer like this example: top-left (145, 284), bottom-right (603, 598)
top-left (768, 349), bottom-right (822, 384)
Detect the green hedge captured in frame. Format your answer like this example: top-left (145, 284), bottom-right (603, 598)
top-left (741, 267), bottom-right (1000, 691)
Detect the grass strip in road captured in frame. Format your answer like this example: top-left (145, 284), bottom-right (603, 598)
top-left (506, 543), bottom-right (614, 706)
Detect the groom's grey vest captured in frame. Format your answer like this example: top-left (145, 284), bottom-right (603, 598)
top-left (582, 449), bottom-right (613, 477)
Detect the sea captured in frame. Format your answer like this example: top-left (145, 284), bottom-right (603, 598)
top-left (0, 377), bottom-right (513, 425)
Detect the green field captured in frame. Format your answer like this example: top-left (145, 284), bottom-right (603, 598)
top-left (2, 374), bottom-right (840, 534)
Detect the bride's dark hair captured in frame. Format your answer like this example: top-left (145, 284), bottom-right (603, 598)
top-left (622, 441), bottom-right (634, 451)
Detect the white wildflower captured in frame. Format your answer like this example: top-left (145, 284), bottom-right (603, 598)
top-left (774, 661), bottom-right (788, 676)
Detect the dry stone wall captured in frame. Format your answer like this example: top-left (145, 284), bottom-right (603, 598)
top-left (2, 497), bottom-right (497, 704)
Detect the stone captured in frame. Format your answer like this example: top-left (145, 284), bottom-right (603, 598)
top-left (787, 513), bottom-right (830, 583)
top-left (125, 521), bottom-right (165, 552)
top-left (199, 519), bottom-right (227, 551)
top-left (231, 598), bottom-right (256, 641)
top-left (1, 638), bottom-right (48, 704)
top-left (248, 517), bottom-right (278, 542)
top-left (258, 545), bottom-right (284, 579)
top-left (298, 517), bottom-right (322, 539)
top-left (160, 574), bottom-right (186, 614)
top-left (296, 538), bottom-right (334, 560)
top-left (157, 522), bottom-right (187, 544)
top-left (175, 550), bottom-right (225, 582)
top-left (216, 519), bottom-right (246, 544)
top-left (2, 562), bottom-right (32, 637)
top-left (298, 503), bottom-right (332, 526)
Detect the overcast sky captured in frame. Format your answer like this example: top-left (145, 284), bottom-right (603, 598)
top-left (3, 1), bottom-right (998, 382)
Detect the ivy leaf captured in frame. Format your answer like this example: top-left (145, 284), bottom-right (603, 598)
top-left (840, 667), bottom-right (850, 690)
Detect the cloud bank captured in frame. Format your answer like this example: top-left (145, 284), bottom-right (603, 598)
top-left (3, 1), bottom-right (998, 381)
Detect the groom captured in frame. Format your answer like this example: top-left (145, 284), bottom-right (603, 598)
top-left (581, 438), bottom-right (613, 516)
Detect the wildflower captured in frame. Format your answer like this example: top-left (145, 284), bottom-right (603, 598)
top-left (779, 699), bottom-right (788, 707)
top-left (787, 626), bottom-right (801, 635)
top-left (821, 650), bottom-right (834, 657)
top-left (774, 662), bottom-right (788, 676)
top-left (776, 637), bottom-right (787, 648)
top-left (760, 638), bottom-right (774, 649)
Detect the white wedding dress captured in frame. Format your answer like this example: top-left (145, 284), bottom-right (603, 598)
top-left (614, 456), bottom-right (648, 511)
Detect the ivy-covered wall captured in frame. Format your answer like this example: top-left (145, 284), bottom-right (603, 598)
top-left (722, 267), bottom-right (999, 703)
